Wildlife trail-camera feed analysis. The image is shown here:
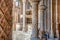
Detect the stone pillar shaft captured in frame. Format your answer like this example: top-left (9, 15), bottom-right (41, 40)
top-left (23, 0), bottom-right (26, 32)
top-left (31, 2), bottom-right (38, 38)
top-left (38, 10), bottom-right (44, 39)
top-left (47, 0), bottom-right (51, 37)
top-left (19, 2), bottom-right (23, 30)
top-left (56, 0), bottom-right (59, 38)
top-left (50, 0), bottom-right (54, 38)
top-left (43, 0), bottom-right (47, 32)
top-left (39, 0), bottom-right (46, 39)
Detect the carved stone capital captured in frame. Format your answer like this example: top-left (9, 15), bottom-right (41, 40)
top-left (39, 5), bottom-right (47, 10)
top-left (29, 0), bottom-right (40, 5)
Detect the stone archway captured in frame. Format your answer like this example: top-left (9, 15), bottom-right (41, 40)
top-left (0, 0), bottom-right (12, 40)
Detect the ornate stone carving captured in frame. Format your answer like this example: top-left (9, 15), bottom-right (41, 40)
top-left (0, 0), bottom-right (12, 40)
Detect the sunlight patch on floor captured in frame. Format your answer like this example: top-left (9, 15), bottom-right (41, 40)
top-left (12, 31), bottom-right (31, 40)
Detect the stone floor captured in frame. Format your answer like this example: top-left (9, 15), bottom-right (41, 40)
top-left (12, 31), bottom-right (31, 40)
top-left (47, 38), bottom-right (58, 40)
top-left (12, 31), bottom-right (59, 40)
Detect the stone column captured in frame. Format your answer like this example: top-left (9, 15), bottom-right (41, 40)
top-left (19, 1), bottom-right (23, 30)
top-left (43, 0), bottom-right (47, 32)
top-left (56, 0), bottom-right (59, 38)
top-left (23, 0), bottom-right (26, 32)
top-left (30, 0), bottom-right (40, 40)
top-left (47, 0), bottom-right (54, 38)
top-left (38, 0), bottom-right (46, 39)
top-left (47, 0), bottom-right (51, 37)
top-left (50, 0), bottom-right (54, 38)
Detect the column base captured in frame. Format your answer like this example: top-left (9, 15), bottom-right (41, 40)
top-left (31, 37), bottom-right (40, 40)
